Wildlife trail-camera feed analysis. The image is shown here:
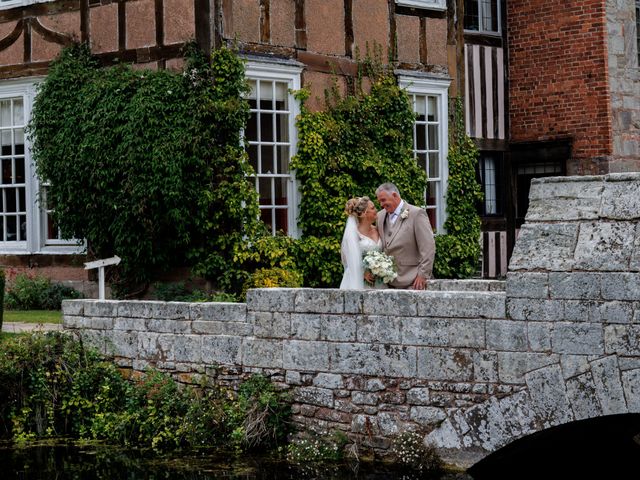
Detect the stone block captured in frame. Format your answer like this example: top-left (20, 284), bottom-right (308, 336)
top-left (401, 317), bottom-right (449, 346)
top-left (77, 329), bottom-right (106, 355)
top-left (497, 352), bottom-right (559, 384)
top-left (506, 298), bottom-right (564, 321)
top-left (410, 406), bottom-right (446, 426)
top-left (283, 340), bottom-right (330, 371)
top-left (563, 300), bottom-right (592, 321)
top-left (320, 315), bottom-right (357, 342)
top-left (552, 323), bottom-right (604, 355)
top-left (605, 324), bottom-right (640, 355)
top-left (313, 373), bottom-right (343, 389)
top-left (417, 348), bottom-right (473, 381)
top-left (505, 272), bottom-right (549, 298)
top-left (631, 223), bottom-right (640, 271)
top-left (448, 319), bottom-right (486, 348)
top-left (417, 291), bottom-right (506, 319)
top-left (463, 397), bottom-right (509, 451)
top-left (148, 301), bottom-right (190, 320)
top-left (84, 300), bottom-right (119, 317)
top-left (365, 379), bottom-right (386, 391)
top-left (202, 335), bottom-right (242, 365)
top-left (191, 321), bottom-right (253, 336)
top-left (498, 390), bottom-right (538, 439)
top-left (253, 312), bottom-right (290, 338)
top-left (528, 322), bottom-right (553, 351)
top-left (62, 315), bottom-right (87, 329)
top-left (549, 272), bottom-right (601, 299)
top-left (601, 273), bottom-right (640, 300)
top-left (473, 351), bottom-right (499, 382)
top-left (600, 175), bottom-right (640, 219)
top-left (331, 343), bottom-right (416, 377)
top-left (486, 320), bottom-right (528, 351)
top-left (241, 338), bottom-right (280, 368)
top-left (108, 330), bottom-right (139, 358)
top-left (573, 222), bottom-right (636, 271)
top-left (352, 391), bottom-right (379, 405)
top-left (147, 319), bottom-right (192, 334)
top-left (525, 364), bottom-right (573, 428)
top-left (295, 289), bottom-right (344, 314)
top-left (406, 387), bottom-right (430, 405)
top-left (590, 355), bottom-right (627, 415)
top-left (622, 369), bottom-right (640, 412)
top-left (114, 317), bottom-right (146, 331)
top-left (294, 386), bottom-right (334, 408)
top-left (509, 223), bottom-right (578, 271)
top-left (566, 372), bottom-right (602, 420)
top-left (84, 316), bottom-right (114, 330)
top-left (137, 332), bottom-right (161, 360)
top-left (357, 316), bottom-right (402, 343)
top-left (362, 290), bottom-right (418, 316)
top-left (173, 335), bottom-right (202, 363)
top-left (190, 302), bottom-right (246, 322)
top-left (62, 300), bottom-right (84, 316)
top-left (246, 288), bottom-right (296, 312)
top-left (376, 412), bottom-right (401, 436)
top-left (118, 301), bottom-right (155, 318)
top-left (526, 176), bottom-right (604, 221)
top-left (290, 313), bottom-right (321, 340)
top-left (590, 301), bottom-right (634, 323)
top-left (344, 290), bottom-right (364, 314)
top-left (425, 417), bottom-right (463, 449)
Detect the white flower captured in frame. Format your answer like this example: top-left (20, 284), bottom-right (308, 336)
top-left (363, 250), bottom-right (398, 284)
top-left (400, 208), bottom-right (409, 219)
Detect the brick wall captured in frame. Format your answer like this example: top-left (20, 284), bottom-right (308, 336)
top-left (508, 0), bottom-right (613, 174)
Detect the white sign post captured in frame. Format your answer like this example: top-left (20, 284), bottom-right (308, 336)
top-left (84, 256), bottom-right (121, 300)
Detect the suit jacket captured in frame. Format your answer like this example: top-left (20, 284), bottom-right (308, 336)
top-left (377, 203), bottom-right (436, 289)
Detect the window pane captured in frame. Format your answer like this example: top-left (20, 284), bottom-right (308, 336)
top-left (276, 113), bottom-right (289, 142)
top-left (414, 95), bottom-right (426, 117)
top-left (427, 96), bottom-right (438, 121)
top-left (0, 100), bottom-right (10, 127)
top-left (428, 125), bottom-right (439, 150)
top-left (258, 177), bottom-right (272, 205)
top-left (275, 178), bottom-right (288, 205)
top-left (260, 112), bottom-right (274, 142)
top-left (277, 146), bottom-right (290, 174)
top-left (6, 187), bottom-right (15, 212)
top-left (246, 110), bottom-right (258, 141)
top-left (1, 159), bottom-right (10, 184)
top-left (428, 152), bottom-right (440, 178)
top-left (275, 83), bottom-right (288, 110)
top-left (416, 152), bottom-right (427, 173)
top-left (247, 144), bottom-right (259, 171)
top-left (6, 215), bottom-right (16, 240)
top-left (261, 145), bottom-right (274, 174)
top-left (464, 0), bottom-right (479, 30)
top-left (416, 124), bottom-right (427, 151)
top-left (13, 99), bottom-right (23, 125)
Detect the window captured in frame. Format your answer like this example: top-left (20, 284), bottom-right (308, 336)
top-left (397, 73), bottom-right (450, 233)
top-left (0, 78), bottom-right (79, 253)
top-left (464, 0), bottom-right (500, 35)
top-left (478, 152), bottom-right (504, 216)
top-left (245, 61), bottom-right (301, 236)
top-left (0, 0), bottom-right (51, 10)
top-left (396, 0), bottom-right (446, 11)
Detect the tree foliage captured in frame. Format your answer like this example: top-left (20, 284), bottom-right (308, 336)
top-left (29, 43), bottom-right (260, 294)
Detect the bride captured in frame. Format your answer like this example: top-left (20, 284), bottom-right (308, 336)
top-left (339, 196), bottom-right (382, 289)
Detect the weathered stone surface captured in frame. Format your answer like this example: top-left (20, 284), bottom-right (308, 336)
top-left (191, 320), bottom-right (253, 336)
top-left (601, 273), bottom-right (640, 300)
top-left (377, 412), bottom-right (401, 435)
top-left (401, 317), bottom-right (449, 346)
top-left (114, 317), bottom-right (146, 331)
top-left (406, 387), bottom-right (430, 405)
top-left (76, 329), bottom-right (106, 354)
top-left (343, 290), bottom-right (364, 314)
top-left (590, 355), bottom-right (627, 415)
top-left (509, 223), bottom-right (578, 271)
top-left (463, 397), bottom-right (509, 450)
top-left (253, 312), bottom-right (290, 338)
top-left (320, 314), bottom-right (357, 341)
top-left (173, 335), bottom-right (202, 363)
top-left (498, 390), bottom-right (537, 439)
top-left (357, 316), bottom-right (402, 343)
top-left (507, 298), bottom-right (564, 321)
top-left (528, 322), bottom-right (553, 351)
top-left (62, 300), bottom-right (84, 316)
top-left (295, 289), bottom-right (344, 313)
top-left (331, 343), bottom-right (416, 377)
top-left (149, 301), bottom-right (190, 320)
top-left (425, 417), bottom-right (463, 449)
top-left (137, 332), bottom-right (162, 360)
top-left (631, 223), bottom-right (640, 271)
top-left (117, 301), bottom-right (155, 318)
top-left (566, 372), bottom-right (602, 420)
top-left (294, 386), bottom-right (334, 408)
top-left (505, 272), bottom-right (549, 299)
top-left (290, 313), bottom-right (321, 340)
top-left (241, 338), bottom-right (281, 367)
top-left (590, 301), bottom-right (634, 323)
top-left (486, 320), bottom-right (527, 351)
top-left (473, 351), bottom-right (499, 382)
top-left (559, 354), bottom-right (591, 379)
top-left (108, 331), bottom-right (139, 358)
top-left (549, 272), bottom-right (602, 299)
top-left (573, 222), bottom-right (636, 271)
top-left (525, 364), bottom-right (573, 428)
top-left (283, 340), bottom-right (330, 371)
top-left (605, 324), bottom-right (640, 355)
top-left (352, 391), bottom-right (379, 405)
top-left (313, 373), bottom-right (343, 389)
top-left (147, 318), bottom-right (191, 334)
top-left (410, 406), bottom-right (446, 425)
top-left (552, 322), bottom-right (604, 355)
top-left (84, 300), bottom-right (119, 317)
top-left (600, 175), bottom-right (640, 219)
top-left (362, 290), bottom-right (418, 316)
top-left (497, 352), bottom-right (559, 384)
top-left (202, 335), bottom-right (242, 365)
top-left (190, 302), bottom-right (246, 322)
top-left (417, 348), bottom-right (473, 381)
top-left (563, 300), bottom-right (591, 321)
top-left (526, 177), bottom-right (604, 221)
top-left (622, 369), bottom-right (640, 412)
top-left (246, 288), bottom-right (296, 312)
top-left (417, 292), bottom-right (506, 319)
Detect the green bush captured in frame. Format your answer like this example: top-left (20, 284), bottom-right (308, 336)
top-left (242, 267), bottom-right (303, 298)
top-left (152, 281), bottom-right (239, 302)
top-left (0, 269), bottom-right (4, 330)
top-left (0, 333), bottom-right (290, 452)
top-left (4, 274), bottom-right (83, 310)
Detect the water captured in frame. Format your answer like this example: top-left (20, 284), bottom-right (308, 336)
top-left (0, 443), bottom-right (470, 480)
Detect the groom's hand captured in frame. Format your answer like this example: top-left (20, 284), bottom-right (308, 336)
top-left (364, 271), bottom-right (375, 285)
top-left (412, 275), bottom-right (427, 290)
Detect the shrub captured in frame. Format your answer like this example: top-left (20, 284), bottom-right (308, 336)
top-left (4, 273), bottom-right (83, 310)
top-left (152, 281), bottom-right (239, 303)
top-left (391, 431), bottom-right (442, 473)
top-left (242, 267), bottom-right (303, 298)
top-left (0, 269), bottom-right (4, 330)
top-left (287, 430), bottom-right (348, 464)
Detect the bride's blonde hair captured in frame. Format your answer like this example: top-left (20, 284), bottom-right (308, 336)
top-left (345, 196), bottom-right (371, 219)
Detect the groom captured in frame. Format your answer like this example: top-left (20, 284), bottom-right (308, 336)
top-left (375, 183), bottom-right (435, 290)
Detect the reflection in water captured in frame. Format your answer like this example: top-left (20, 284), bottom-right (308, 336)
top-left (0, 443), bottom-right (470, 480)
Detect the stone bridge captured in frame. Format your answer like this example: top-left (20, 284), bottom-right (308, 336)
top-left (62, 173), bottom-right (640, 469)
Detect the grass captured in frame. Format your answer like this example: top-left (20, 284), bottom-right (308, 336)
top-left (2, 310), bottom-right (62, 324)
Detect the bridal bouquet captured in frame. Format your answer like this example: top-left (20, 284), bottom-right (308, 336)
top-left (362, 250), bottom-right (398, 284)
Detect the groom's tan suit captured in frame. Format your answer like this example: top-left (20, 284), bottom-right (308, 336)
top-left (377, 203), bottom-right (436, 289)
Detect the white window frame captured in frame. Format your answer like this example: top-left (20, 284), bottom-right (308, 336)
top-left (244, 60), bottom-right (302, 238)
top-left (464, 0), bottom-right (501, 36)
top-left (0, 78), bottom-right (82, 255)
top-left (0, 0), bottom-right (53, 10)
top-left (396, 0), bottom-right (446, 11)
top-left (397, 73), bottom-right (450, 233)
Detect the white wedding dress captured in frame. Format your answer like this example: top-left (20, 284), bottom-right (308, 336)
top-left (339, 216), bottom-right (383, 289)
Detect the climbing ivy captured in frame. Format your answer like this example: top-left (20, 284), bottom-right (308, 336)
top-left (432, 98), bottom-right (483, 278)
top-left (29, 43), bottom-right (261, 295)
